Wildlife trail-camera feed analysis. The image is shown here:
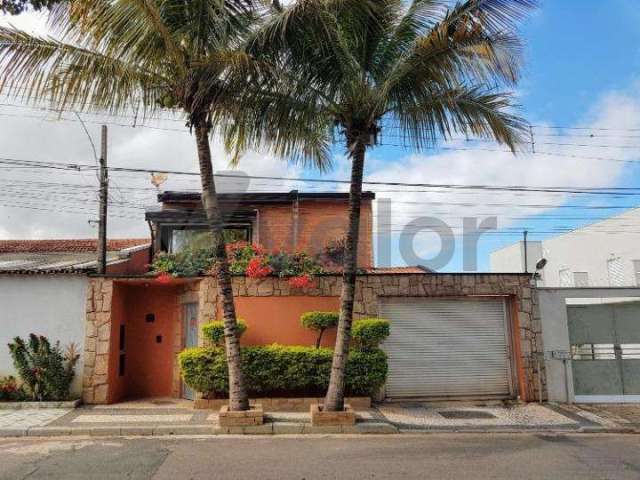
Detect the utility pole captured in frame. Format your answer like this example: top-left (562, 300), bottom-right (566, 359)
top-left (523, 230), bottom-right (529, 274)
top-left (96, 125), bottom-right (108, 274)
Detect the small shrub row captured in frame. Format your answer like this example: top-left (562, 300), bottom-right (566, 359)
top-left (179, 344), bottom-right (387, 398)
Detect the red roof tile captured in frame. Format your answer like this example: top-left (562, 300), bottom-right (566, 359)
top-left (0, 239), bottom-right (150, 254)
top-left (366, 266), bottom-right (431, 274)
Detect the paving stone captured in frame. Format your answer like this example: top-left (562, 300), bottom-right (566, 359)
top-left (27, 427), bottom-right (71, 437)
top-left (0, 409), bottom-right (71, 429)
top-left (72, 414), bottom-right (193, 423)
top-left (272, 422), bottom-right (305, 434)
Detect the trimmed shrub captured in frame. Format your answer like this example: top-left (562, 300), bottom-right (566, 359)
top-left (300, 311), bottom-right (339, 348)
top-left (352, 318), bottom-right (390, 351)
top-left (8, 335), bottom-right (80, 401)
top-left (179, 345), bottom-right (387, 398)
top-left (202, 320), bottom-right (247, 346)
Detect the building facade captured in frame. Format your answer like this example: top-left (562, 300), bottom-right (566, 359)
top-left (490, 208), bottom-right (640, 287)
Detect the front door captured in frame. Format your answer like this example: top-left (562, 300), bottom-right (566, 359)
top-left (182, 303), bottom-right (199, 400)
top-left (569, 302), bottom-right (640, 402)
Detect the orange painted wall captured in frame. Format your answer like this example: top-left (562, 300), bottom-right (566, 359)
top-left (107, 284), bottom-right (127, 403)
top-left (106, 247), bottom-right (152, 275)
top-left (108, 283), bottom-right (179, 402)
top-left (232, 296), bottom-right (341, 348)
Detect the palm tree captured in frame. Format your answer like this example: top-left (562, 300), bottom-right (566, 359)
top-left (0, 0), bottom-right (272, 411)
top-left (229, 0), bottom-right (535, 411)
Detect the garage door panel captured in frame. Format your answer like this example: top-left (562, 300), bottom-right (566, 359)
top-left (381, 298), bottom-right (512, 399)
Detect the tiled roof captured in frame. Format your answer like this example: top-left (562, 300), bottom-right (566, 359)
top-left (365, 266), bottom-right (432, 274)
top-left (0, 238), bottom-right (149, 254)
top-left (0, 239), bottom-right (150, 273)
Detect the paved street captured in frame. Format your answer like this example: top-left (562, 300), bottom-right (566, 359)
top-left (1, 434), bottom-right (639, 480)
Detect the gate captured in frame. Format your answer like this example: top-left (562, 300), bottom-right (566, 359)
top-left (568, 302), bottom-right (640, 402)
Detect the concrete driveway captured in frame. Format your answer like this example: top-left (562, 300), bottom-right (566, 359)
top-left (1, 434), bottom-right (640, 479)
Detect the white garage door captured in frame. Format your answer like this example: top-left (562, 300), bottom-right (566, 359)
top-left (380, 297), bottom-right (513, 399)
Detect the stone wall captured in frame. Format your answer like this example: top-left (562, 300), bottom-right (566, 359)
top-left (83, 273), bottom-right (544, 404)
top-left (82, 278), bottom-right (113, 404)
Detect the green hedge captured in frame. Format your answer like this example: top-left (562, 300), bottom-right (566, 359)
top-left (202, 320), bottom-right (247, 346)
top-left (352, 318), bottom-right (390, 350)
top-left (179, 344), bottom-right (387, 397)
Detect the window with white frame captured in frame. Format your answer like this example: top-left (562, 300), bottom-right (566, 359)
top-left (607, 257), bottom-right (624, 286)
top-left (559, 269), bottom-right (572, 287)
top-left (573, 272), bottom-right (589, 287)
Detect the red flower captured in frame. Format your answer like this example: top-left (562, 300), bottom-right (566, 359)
top-left (156, 272), bottom-right (172, 284)
top-left (246, 257), bottom-right (272, 278)
top-left (288, 274), bottom-right (314, 289)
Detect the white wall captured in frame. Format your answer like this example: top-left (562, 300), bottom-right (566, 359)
top-left (490, 241), bottom-right (543, 274)
top-left (0, 275), bottom-right (87, 397)
top-left (491, 208), bottom-right (640, 287)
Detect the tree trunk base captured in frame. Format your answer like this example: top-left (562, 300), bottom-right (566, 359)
top-left (310, 403), bottom-right (356, 426)
top-left (218, 404), bottom-right (264, 427)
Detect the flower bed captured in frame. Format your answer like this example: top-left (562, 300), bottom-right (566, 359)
top-left (152, 242), bottom-right (324, 287)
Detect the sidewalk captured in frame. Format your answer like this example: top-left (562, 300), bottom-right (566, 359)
top-left (0, 400), bottom-right (637, 437)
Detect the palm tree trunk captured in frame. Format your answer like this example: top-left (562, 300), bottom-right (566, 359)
top-left (324, 139), bottom-right (366, 412)
top-left (194, 122), bottom-right (249, 412)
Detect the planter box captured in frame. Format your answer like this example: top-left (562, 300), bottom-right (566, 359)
top-left (310, 403), bottom-right (356, 426)
top-left (218, 404), bottom-right (264, 427)
top-left (195, 396), bottom-right (370, 412)
top-left (0, 399), bottom-right (81, 410)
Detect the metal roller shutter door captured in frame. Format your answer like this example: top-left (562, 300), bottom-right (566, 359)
top-left (380, 297), bottom-right (513, 399)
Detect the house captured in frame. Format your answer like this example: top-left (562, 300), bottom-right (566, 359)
top-left (74, 189), bottom-right (543, 405)
top-left (146, 190), bottom-right (375, 268)
top-left (490, 207), bottom-right (640, 287)
top-left (0, 239), bottom-right (150, 397)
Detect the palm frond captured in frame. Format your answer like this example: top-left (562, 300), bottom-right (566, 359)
top-left (0, 26), bottom-right (166, 115)
top-left (391, 86), bottom-right (527, 152)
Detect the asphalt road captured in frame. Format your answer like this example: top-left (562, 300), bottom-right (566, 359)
top-left (1, 434), bottom-right (639, 480)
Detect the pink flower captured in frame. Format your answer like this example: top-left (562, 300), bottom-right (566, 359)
top-left (288, 274), bottom-right (314, 289)
top-left (156, 272), bottom-right (172, 284)
top-left (246, 257), bottom-right (272, 278)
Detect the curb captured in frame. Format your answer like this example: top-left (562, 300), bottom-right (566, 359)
top-left (0, 422), bottom-right (399, 437)
top-left (1, 423), bottom-right (638, 438)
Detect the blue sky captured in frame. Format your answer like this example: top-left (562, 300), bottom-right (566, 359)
top-left (1, 2), bottom-right (640, 273)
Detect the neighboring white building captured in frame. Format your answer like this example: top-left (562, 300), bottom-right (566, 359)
top-left (490, 208), bottom-right (640, 287)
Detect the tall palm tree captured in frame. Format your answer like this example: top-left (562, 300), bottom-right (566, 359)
top-left (229, 0), bottom-right (535, 411)
top-left (0, 0), bottom-right (276, 411)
